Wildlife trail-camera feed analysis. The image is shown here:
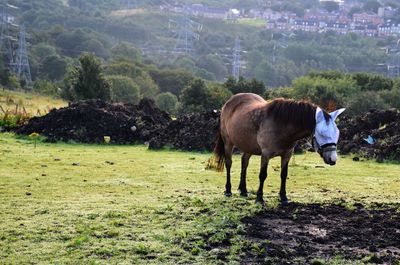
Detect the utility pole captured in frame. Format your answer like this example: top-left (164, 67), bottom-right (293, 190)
top-left (12, 25), bottom-right (31, 83)
top-left (169, 12), bottom-right (202, 55)
top-left (232, 37), bottom-right (241, 79)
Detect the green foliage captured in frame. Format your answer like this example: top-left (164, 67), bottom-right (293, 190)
top-left (291, 76), bottom-right (357, 108)
top-left (41, 55), bottom-right (69, 81)
top-left (32, 80), bottom-right (59, 96)
top-left (351, 72), bottom-right (393, 91)
top-left (156, 92), bottom-right (178, 115)
top-left (107, 75), bottom-right (140, 104)
top-left (63, 53), bottom-right (111, 101)
top-left (110, 42), bottom-right (142, 63)
top-left (106, 60), bottom-right (159, 98)
top-left (149, 68), bottom-right (195, 96)
top-left (363, 0), bottom-right (381, 13)
top-left (180, 79), bottom-right (232, 112)
top-left (224, 76), bottom-right (265, 96)
top-left (347, 91), bottom-right (388, 115)
top-left (195, 54), bottom-right (227, 81)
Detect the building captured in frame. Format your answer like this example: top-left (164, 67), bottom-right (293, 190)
top-left (292, 19), bottom-right (319, 32)
top-left (353, 12), bottom-right (384, 25)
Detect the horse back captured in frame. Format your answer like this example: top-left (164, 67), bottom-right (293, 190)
top-left (220, 93), bottom-right (266, 155)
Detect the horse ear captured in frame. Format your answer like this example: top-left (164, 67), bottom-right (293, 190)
top-left (329, 108), bottom-right (346, 120)
top-left (315, 107), bottom-right (325, 123)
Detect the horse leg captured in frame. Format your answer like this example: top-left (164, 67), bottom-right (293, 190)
top-left (224, 144), bottom-right (234, 197)
top-left (279, 151), bottom-right (293, 205)
top-left (238, 153), bottom-right (251, 197)
top-left (256, 155), bottom-right (270, 205)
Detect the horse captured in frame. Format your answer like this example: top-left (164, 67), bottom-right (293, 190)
top-left (212, 93), bottom-right (345, 205)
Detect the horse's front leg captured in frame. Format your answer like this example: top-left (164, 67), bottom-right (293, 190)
top-left (279, 151), bottom-right (293, 205)
top-left (238, 153), bottom-right (251, 197)
top-left (256, 155), bottom-right (270, 205)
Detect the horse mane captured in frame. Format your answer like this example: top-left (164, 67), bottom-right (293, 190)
top-left (264, 98), bottom-right (330, 131)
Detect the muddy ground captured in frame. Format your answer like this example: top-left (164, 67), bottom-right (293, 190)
top-left (240, 203), bottom-right (400, 264)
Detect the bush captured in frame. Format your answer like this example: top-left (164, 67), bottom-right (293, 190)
top-left (107, 75), bottom-right (140, 104)
top-left (156, 92), bottom-right (178, 115)
top-left (33, 79), bottom-right (59, 96)
top-left (347, 91), bottom-right (388, 115)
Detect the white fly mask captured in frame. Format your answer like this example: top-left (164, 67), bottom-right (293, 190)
top-left (313, 107), bottom-right (345, 165)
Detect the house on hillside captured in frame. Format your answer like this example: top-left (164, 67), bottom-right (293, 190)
top-left (353, 12), bottom-right (383, 25)
top-left (326, 22), bottom-right (348, 34)
top-left (292, 19), bottom-right (319, 32)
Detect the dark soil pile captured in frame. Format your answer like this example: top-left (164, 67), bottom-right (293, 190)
top-left (241, 203), bottom-right (400, 264)
top-left (16, 99), bottom-right (171, 144)
top-left (149, 110), bottom-right (220, 152)
top-left (338, 108), bottom-right (400, 161)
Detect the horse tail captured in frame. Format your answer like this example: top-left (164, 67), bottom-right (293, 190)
top-left (212, 129), bottom-right (225, 172)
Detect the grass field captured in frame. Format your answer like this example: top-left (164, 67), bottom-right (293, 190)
top-left (0, 133), bottom-right (399, 264)
top-left (0, 90), bottom-right (66, 115)
top-left (237, 18), bottom-right (267, 28)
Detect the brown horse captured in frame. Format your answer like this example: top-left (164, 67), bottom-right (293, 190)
top-left (212, 93), bottom-right (345, 205)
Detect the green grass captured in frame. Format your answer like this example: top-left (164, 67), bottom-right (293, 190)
top-left (0, 133), bottom-right (399, 264)
top-left (237, 18), bottom-right (266, 28)
top-left (0, 89), bottom-right (66, 115)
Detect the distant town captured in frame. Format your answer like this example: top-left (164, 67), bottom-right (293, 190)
top-left (161, 1), bottom-right (400, 38)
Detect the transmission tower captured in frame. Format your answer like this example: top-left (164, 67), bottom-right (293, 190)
top-left (169, 13), bottom-right (202, 55)
top-left (232, 37), bottom-right (241, 79)
top-left (0, 3), bottom-right (17, 66)
top-left (12, 25), bottom-right (31, 83)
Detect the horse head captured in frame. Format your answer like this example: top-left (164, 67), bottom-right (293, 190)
top-left (313, 107), bottom-right (345, 166)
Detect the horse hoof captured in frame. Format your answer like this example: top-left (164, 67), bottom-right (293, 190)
top-left (255, 199), bottom-right (265, 206)
top-left (240, 192), bottom-right (248, 197)
top-left (281, 199), bottom-right (290, 206)
top-left (224, 191), bottom-right (232, 197)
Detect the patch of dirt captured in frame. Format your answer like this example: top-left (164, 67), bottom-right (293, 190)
top-left (15, 98), bottom-right (171, 144)
top-left (338, 109), bottom-right (400, 161)
top-left (241, 203), bottom-right (400, 264)
top-left (148, 110), bottom-right (220, 152)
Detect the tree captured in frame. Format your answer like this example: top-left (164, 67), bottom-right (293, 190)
top-left (156, 92), bottom-right (178, 114)
top-left (33, 79), bottom-right (59, 96)
top-left (66, 53), bottom-right (111, 101)
top-left (149, 68), bottom-right (195, 96)
top-left (41, 55), bottom-right (69, 81)
top-left (363, 0), bottom-right (381, 13)
top-left (321, 1), bottom-right (339, 12)
top-left (224, 76), bottom-right (265, 95)
top-left (196, 54), bottom-right (228, 81)
top-left (348, 91), bottom-right (388, 115)
top-left (107, 75), bottom-right (140, 104)
top-left (110, 42), bottom-right (142, 63)
top-left (180, 79), bottom-right (212, 112)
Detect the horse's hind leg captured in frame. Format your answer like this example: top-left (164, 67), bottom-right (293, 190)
top-left (238, 153), bottom-right (251, 197)
top-left (279, 151), bottom-right (293, 205)
top-left (224, 143), bottom-right (234, 197)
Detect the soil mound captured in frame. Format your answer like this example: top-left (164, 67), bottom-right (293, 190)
top-left (241, 203), bottom-right (400, 264)
top-left (149, 110), bottom-right (220, 152)
top-left (16, 98), bottom-right (171, 144)
top-left (338, 108), bottom-right (400, 161)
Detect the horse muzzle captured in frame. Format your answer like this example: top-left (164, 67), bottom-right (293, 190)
top-left (313, 138), bottom-right (337, 166)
